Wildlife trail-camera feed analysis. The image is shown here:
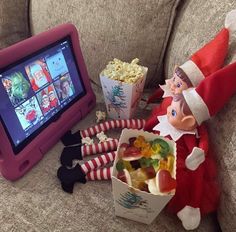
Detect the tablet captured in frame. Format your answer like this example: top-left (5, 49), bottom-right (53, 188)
top-left (0, 24), bottom-right (96, 180)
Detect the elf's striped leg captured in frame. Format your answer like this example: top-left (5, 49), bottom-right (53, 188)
top-left (82, 139), bottom-right (118, 157)
top-left (81, 151), bottom-right (116, 174)
top-left (61, 119), bottom-right (145, 146)
top-left (80, 119), bottom-right (145, 138)
top-left (86, 167), bottom-right (113, 181)
top-left (60, 139), bottom-right (118, 167)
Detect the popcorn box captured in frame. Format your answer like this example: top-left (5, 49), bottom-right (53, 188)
top-left (100, 65), bottom-right (147, 119)
top-left (112, 129), bottom-right (176, 224)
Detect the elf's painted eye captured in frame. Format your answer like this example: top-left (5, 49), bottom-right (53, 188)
top-left (171, 109), bottom-right (177, 117)
top-left (176, 82), bottom-right (182, 88)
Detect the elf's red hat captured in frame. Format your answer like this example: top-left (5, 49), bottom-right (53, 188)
top-left (183, 61), bottom-right (236, 125)
top-left (41, 89), bottom-right (47, 96)
top-left (48, 85), bottom-right (54, 93)
top-left (179, 9), bottom-right (236, 87)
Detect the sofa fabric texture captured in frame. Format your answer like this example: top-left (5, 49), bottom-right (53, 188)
top-left (30, 0), bottom-right (179, 87)
top-left (0, 0), bottom-right (29, 49)
top-left (164, 1), bottom-right (236, 231)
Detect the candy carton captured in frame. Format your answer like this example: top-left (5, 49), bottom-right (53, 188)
top-left (112, 129), bottom-right (176, 224)
top-left (100, 58), bottom-right (147, 119)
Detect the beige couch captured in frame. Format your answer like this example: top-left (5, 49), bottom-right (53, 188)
top-left (0, 0), bottom-right (235, 231)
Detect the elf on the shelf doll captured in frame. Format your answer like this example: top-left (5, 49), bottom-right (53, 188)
top-left (149, 61), bottom-right (236, 230)
top-left (48, 85), bottom-right (58, 108)
top-left (145, 9), bottom-right (236, 131)
top-left (40, 89), bottom-right (51, 114)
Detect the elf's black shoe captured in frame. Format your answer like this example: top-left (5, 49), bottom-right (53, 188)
top-left (61, 130), bottom-right (82, 146)
top-left (57, 164), bottom-right (86, 193)
top-left (60, 145), bottom-right (83, 167)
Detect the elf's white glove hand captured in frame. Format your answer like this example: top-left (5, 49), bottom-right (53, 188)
top-left (185, 147), bottom-right (205, 171)
top-left (177, 205), bottom-right (201, 230)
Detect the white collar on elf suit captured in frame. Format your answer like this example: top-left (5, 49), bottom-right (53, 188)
top-left (159, 79), bottom-right (173, 98)
top-left (153, 115), bottom-right (198, 141)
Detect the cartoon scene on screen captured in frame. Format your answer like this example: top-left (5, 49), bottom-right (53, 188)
top-left (15, 96), bottom-right (43, 131)
top-left (45, 51), bottom-right (69, 80)
top-left (36, 86), bottom-right (57, 115)
top-left (54, 74), bottom-right (75, 101)
top-left (2, 72), bottom-right (31, 107)
top-left (25, 59), bottom-right (52, 92)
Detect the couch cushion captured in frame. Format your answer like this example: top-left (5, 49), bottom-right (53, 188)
top-left (30, 0), bottom-right (180, 87)
top-left (164, 1), bottom-right (236, 231)
top-left (0, 0), bottom-right (29, 49)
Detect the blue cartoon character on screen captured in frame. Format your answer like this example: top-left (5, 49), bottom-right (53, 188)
top-left (46, 51), bottom-right (69, 79)
top-left (2, 72), bottom-right (30, 107)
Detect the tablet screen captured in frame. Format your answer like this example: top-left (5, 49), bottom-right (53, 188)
top-left (0, 36), bottom-right (86, 153)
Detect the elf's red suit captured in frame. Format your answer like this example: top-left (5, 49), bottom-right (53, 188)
top-left (42, 105), bottom-right (50, 114)
top-left (167, 124), bottom-right (219, 215)
top-left (146, 111), bottom-right (219, 216)
top-left (50, 98), bottom-right (58, 108)
top-left (145, 87), bottom-right (219, 216)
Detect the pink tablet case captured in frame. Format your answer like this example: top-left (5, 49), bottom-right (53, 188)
top-left (0, 24), bottom-right (96, 180)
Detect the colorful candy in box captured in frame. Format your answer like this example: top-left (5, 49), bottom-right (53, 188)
top-left (112, 129), bottom-right (176, 224)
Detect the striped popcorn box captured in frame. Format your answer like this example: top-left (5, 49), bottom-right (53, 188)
top-left (100, 58), bottom-right (147, 119)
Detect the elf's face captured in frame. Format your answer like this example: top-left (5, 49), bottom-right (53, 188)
top-left (167, 100), bottom-right (197, 131)
top-left (49, 91), bottom-right (55, 101)
top-left (167, 101), bottom-right (185, 129)
top-left (168, 73), bottom-right (188, 95)
top-left (42, 94), bottom-right (49, 106)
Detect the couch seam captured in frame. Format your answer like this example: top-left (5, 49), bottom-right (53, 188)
top-left (27, 0), bottom-right (32, 37)
top-left (148, 0), bottom-right (181, 88)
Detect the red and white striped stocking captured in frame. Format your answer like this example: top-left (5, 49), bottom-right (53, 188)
top-left (86, 167), bottom-right (113, 181)
top-left (81, 139), bottom-right (118, 157)
top-left (80, 119), bottom-right (145, 138)
top-left (81, 151), bottom-right (116, 174)
top-left (60, 139), bottom-right (119, 167)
